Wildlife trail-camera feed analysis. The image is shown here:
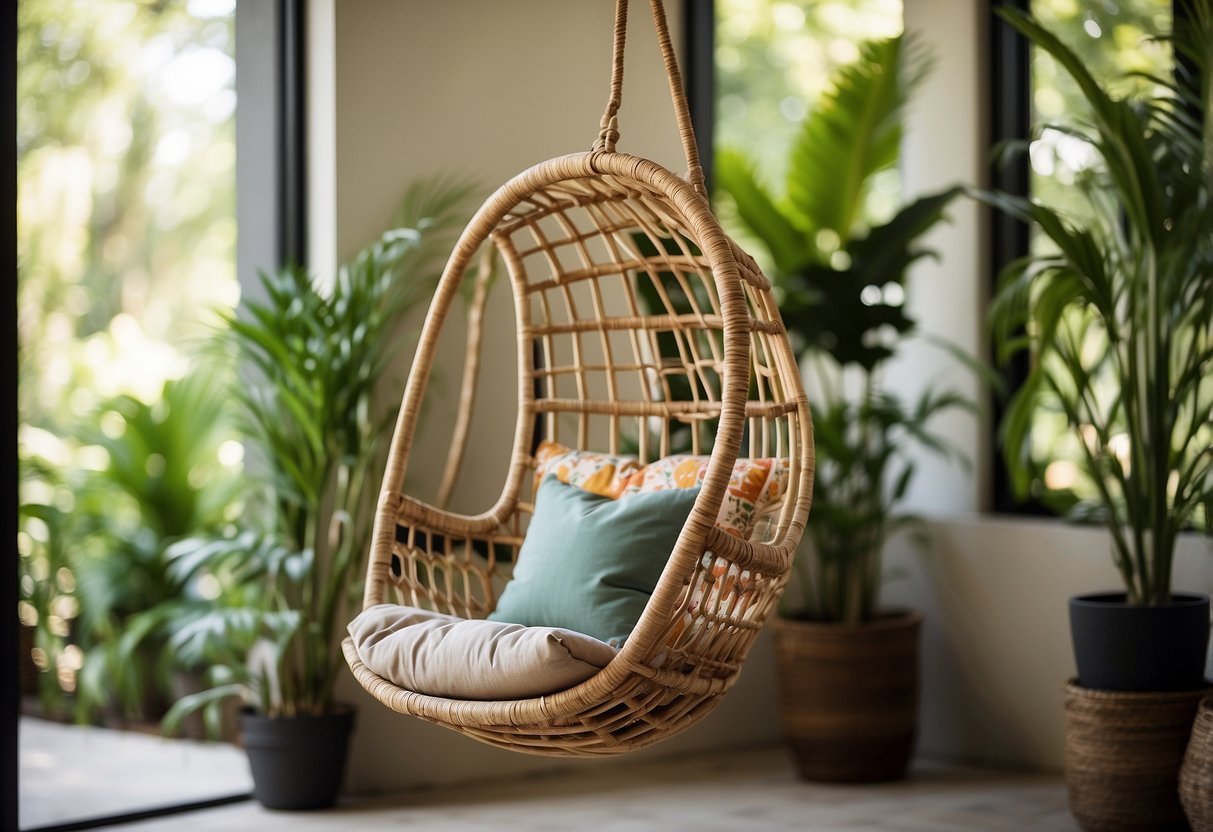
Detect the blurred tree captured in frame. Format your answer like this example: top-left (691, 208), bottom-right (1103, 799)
top-left (715, 0), bottom-right (904, 266)
top-left (716, 0), bottom-right (903, 193)
top-left (1030, 0), bottom-right (1172, 236)
top-left (16, 0), bottom-right (239, 711)
top-left (18, 0), bottom-right (237, 433)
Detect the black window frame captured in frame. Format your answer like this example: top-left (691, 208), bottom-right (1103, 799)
top-left (988, 0), bottom-right (1041, 515)
top-left (8, 1), bottom-right (308, 828)
top-left (684, 0), bottom-right (716, 193)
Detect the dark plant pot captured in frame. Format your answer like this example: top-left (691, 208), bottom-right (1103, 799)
top-left (1070, 592), bottom-right (1210, 692)
top-left (772, 609), bottom-right (921, 783)
top-left (1064, 680), bottom-right (1208, 831)
top-left (241, 707), bottom-right (355, 810)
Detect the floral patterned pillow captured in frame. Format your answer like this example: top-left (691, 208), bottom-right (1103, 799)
top-left (531, 441), bottom-right (641, 499)
top-left (619, 455), bottom-right (789, 539)
top-left (656, 552), bottom-right (762, 665)
top-left (531, 442), bottom-right (788, 658)
top-left (533, 440), bottom-right (789, 539)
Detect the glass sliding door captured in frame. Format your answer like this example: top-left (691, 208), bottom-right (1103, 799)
top-left (16, 0), bottom-right (250, 826)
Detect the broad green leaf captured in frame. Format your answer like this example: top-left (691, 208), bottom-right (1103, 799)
top-left (162, 683), bottom-right (246, 737)
top-left (786, 36), bottom-right (925, 244)
top-left (715, 148), bottom-right (808, 273)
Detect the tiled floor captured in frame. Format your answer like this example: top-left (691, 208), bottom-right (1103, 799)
top-left (19, 717), bottom-right (252, 829)
top-left (104, 746), bottom-right (1079, 832)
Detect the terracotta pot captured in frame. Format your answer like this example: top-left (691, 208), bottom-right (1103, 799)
top-left (1064, 679), bottom-right (1209, 831)
top-left (772, 609), bottom-right (921, 783)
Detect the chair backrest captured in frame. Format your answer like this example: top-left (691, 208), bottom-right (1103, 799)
top-left (361, 2), bottom-right (814, 668)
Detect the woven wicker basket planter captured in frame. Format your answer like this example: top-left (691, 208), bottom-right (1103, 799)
top-left (1064, 679), bottom-right (1210, 832)
top-left (1181, 696), bottom-right (1213, 832)
top-left (772, 610), bottom-right (920, 783)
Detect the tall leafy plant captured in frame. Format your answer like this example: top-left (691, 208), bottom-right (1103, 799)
top-left (984, 3), bottom-right (1213, 605)
top-left (163, 176), bottom-right (475, 727)
top-left (718, 35), bottom-right (971, 625)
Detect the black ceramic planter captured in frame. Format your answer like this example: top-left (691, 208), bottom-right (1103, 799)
top-left (241, 707), bottom-right (355, 810)
top-left (1070, 592), bottom-right (1211, 692)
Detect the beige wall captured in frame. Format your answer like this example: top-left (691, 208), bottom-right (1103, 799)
top-left (883, 519), bottom-right (1213, 770)
top-left (310, 0), bottom-right (1213, 792)
top-left (896, 0), bottom-right (989, 515)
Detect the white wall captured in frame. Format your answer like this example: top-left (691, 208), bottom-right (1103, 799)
top-left (310, 0), bottom-right (1213, 791)
top-left (235, 0), bottom-right (281, 298)
top-left (883, 519), bottom-right (1213, 770)
top-left (896, 0), bottom-right (989, 515)
top-left (305, 0), bottom-right (336, 286)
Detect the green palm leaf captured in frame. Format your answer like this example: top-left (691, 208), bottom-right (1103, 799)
top-left (782, 187), bottom-right (960, 370)
top-left (715, 33), bottom-right (975, 624)
top-left (786, 35), bottom-right (927, 245)
top-left (997, 8), bottom-right (1165, 248)
top-left (984, 0), bottom-right (1213, 601)
top-left (715, 148), bottom-right (808, 273)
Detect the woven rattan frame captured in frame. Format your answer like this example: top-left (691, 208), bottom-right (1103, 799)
top-left (343, 0), bottom-right (815, 757)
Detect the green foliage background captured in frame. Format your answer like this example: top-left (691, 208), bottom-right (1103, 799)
top-left (17, 0), bottom-right (239, 716)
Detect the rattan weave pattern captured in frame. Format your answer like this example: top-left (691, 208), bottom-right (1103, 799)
top-left (1064, 679), bottom-right (1208, 831)
top-left (343, 0), bottom-right (814, 757)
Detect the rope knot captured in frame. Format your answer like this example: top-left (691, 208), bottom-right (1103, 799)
top-left (593, 115), bottom-right (620, 154)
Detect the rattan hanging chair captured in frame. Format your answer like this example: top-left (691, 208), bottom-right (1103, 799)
top-left (343, 0), bottom-right (814, 757)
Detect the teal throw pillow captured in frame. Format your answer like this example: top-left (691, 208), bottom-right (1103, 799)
top-left (488, 475), bottom-right (701, 645)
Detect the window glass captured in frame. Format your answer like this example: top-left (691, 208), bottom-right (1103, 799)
top-left (716, 0), bottom-right (904, 187)
top-left (17, 0), bottom-right (248, 826)
top-left (1025, 0), bottom-right (1172, 504)
top-left (713, 0), bottom-right (904, 272)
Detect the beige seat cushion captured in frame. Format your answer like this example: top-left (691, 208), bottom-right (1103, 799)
top-left (348, 604), bottom-right (618, 700)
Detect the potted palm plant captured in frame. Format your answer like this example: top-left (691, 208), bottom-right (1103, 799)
top-left (162, 176), bottom-right (473, 810)
top-left (984, 9), bottom-right (1212, 826)
top-left (984, 4), bottom-right (1212, 695)
top-left (718, 35), bottom-right (972, 783)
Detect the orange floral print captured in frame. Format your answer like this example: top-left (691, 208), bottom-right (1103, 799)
top-left (673, 458), bottom-right (705, 488)
top-left (581, 464), bottom-right (617, 497)
top-left (534, 441), bottom-right (789, 541)
top-left (728, 458), bottom-right (773, 502)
